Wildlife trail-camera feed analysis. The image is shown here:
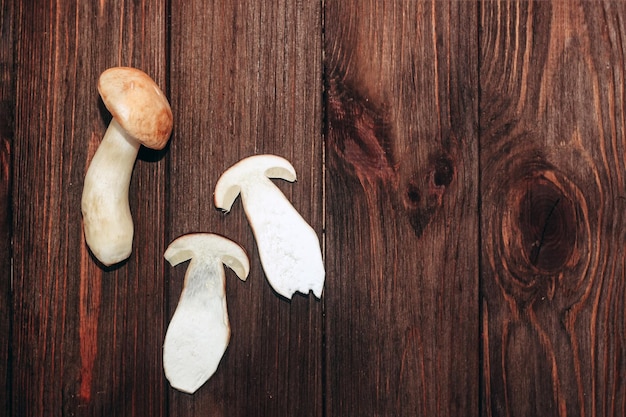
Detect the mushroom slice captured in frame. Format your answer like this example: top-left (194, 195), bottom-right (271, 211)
top-left (163, 233), bottom-right (249, 394)
top-left (214, 154), bottom-right (325, 299)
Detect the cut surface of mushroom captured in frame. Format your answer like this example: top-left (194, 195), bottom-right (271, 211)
top-left (214, 154), bottom-right (325, 299)
top-left (81, 67), bottom-right (173, 266)
top-left (163, 233), bottom-right (249, 394)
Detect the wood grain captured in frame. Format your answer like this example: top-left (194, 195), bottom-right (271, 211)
top-left (10, 0), bottom-right (168, 415)
top-left (167, 0), bottom-right (323, 415)
top-left (4, 1), bottom-right (626, 416)
top-left (480, 2), bottom-right (626, 416)
top-left (0, 0), bottom-right (14, 414)
top-left (324, 1), bottom-right (479, 415)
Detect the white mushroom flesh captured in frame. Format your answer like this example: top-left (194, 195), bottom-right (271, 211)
top-left (81, 119), bottom-right (139, 265)
top-left (214, 155), bottom-right (325, 299)
top-left (163, 234), bottom-right (249, 394)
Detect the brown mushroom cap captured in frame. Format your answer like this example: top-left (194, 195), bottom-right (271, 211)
top-left (98, 67), bottom-right (173, 150)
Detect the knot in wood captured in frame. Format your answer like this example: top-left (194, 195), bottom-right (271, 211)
top-left (518, 180), bottom-right (576, 272)
top-left (433, 154), bottom-right (454, 187)
top-left (326, 76), bottom-right (396, 187)
top-left (402, 153), bottom-right (455, 237)
top-left (499, 170), bottom-right (581, 291)
top-left (484, 162), bottom-right (594, 308)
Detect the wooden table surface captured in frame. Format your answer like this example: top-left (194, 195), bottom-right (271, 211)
top-left (1, 1), bottom-right (625, 416)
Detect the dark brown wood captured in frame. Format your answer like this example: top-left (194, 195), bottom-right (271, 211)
top-left (167, 0), bottom-right (323, 415)
top-left (480, 2), bottom-right (626, 416)
top-left (324, 1), bottom-right (479, 415)
top-left (4, 1), bottom-right (626, 416)
top-left (0, 0), bottom-right (14, 414)
top-left (10, 1), bottom-right (168, 415)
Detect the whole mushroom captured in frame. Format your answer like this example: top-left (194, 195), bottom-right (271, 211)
top-left (82, 67), bottom-right (173, 266)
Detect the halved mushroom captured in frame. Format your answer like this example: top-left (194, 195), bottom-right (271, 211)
top-left (214, 154), bottom-right (325, 299)
top-left (163, 233), bottom-right (249, 394)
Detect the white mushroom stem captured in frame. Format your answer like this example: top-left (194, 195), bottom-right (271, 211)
top-left (81, 119), bottom-right (140, 265)
top-left (214, 155), bottom-right (325, 299)
top-left (163, 233), bottom-right (249, 394)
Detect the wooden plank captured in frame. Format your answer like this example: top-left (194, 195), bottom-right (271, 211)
top-left (324, 1), bottom-right (479, 415)
top-left (167, 0), bottom-right (323, 415)
top-left (11, 1), bottom-right (168, 415)
top-left (480, 2), bottom-right (626, 416)
top-left (0, 0), bottom-right (14, 414)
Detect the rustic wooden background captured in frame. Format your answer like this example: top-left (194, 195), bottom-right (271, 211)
top-left (1, 1), bottom-right (625, 416)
